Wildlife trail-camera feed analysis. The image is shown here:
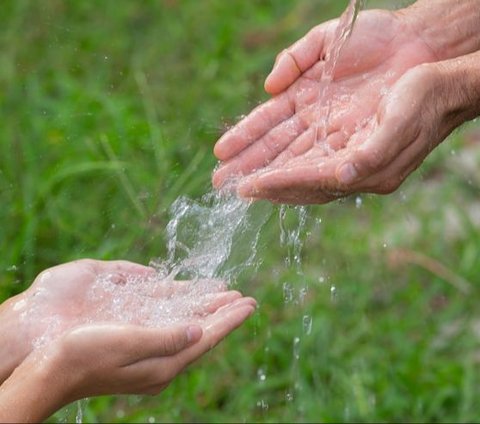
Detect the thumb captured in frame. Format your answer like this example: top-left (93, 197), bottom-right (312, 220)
top-left (265, 21), bottom-right (333, 95)
top-left (335, 106), bottom-right (417, 186)
top-left (143, 325), bottom-right (203, 358)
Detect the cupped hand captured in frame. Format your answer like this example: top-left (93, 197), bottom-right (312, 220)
top-left (52, 296), bottom-right (256, 400)
top-left (0, 295), bottom-right (256, 422)
top-left (0, 259), bottom-right (245, 383)
top-left (212, 9), bottom-right (439, 203)
top-left (235, 62), bottom-right (471, 203)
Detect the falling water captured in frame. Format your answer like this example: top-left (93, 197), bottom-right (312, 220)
top-left (159, 190), bottom-right (271, 282)
top-left (22, 0), bottom-right (366, 345)
top-left (26, 190), bottom-right (273, 350)
top-left (39, 0), bottom-right (367, 421)
top-left (315, 0), bottom-right (365, 146)
top-left (323, 0), bottom-right (364, 83)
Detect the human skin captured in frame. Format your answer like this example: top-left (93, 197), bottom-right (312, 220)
top-left (212, 0), bottom-right (480, 204)
top-left (0, 259), bottom-right (256, 422)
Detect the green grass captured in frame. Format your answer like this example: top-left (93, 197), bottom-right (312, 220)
top-left (1, 0), bottom-right (480, 422)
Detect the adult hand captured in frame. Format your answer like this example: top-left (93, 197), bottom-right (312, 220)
top-left (212, 9), bottom-right (437, 200)
top-left (0, 259), bottom-right (246, 383)
top-left (231, 58), bottom-right (480, 204)
top-left (0, 295), bottom-right (256, 422)
top-left (212, 2), bottom-right (480, 204)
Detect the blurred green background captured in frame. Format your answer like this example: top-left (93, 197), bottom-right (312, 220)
top-left (1, 0), bottom-right (480, 422)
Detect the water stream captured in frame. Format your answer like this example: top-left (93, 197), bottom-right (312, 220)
top-left (315, 0), bottom-right (364, 147)
top-left (62, 0), bottom-right (364, 421)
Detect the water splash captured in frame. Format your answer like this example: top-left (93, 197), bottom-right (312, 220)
top-left (279, 205), bottom-right (308, 273)
top-left (302, 315), bottom-right (313, 335)
top-left (27, 190), bottom-right (272, 348)
top-left (162, 191), bottom-right (250, 280)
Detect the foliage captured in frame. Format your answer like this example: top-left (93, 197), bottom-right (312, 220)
top-left (1, 0), bottom-right (480, 422)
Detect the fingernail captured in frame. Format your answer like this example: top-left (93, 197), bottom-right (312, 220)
top-left (337, 163), bottom-right (358, 184)
top-left (187, 325), bottom-right (203, 343)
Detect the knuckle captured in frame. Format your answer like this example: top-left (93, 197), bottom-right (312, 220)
top-left (162, 331), bottom-right (187, 354)
top-left (357, 150), bottom-right (385, 174)
top-left (375, 179), bottom-right (400, 195)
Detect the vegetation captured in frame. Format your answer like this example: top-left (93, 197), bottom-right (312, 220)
top-left (1, 0), bottom-right (480, 422)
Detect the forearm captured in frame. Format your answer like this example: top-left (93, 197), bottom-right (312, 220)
top-left (0, 352), bottom-right (66, 423)
top-left (402, 0), bottom-right (480, 60)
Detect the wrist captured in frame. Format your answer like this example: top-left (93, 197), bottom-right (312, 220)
top-left (400, 0), bottom-right (480, 60)
top-left (0, 294), bottom-right (32, 384)
top-left (0, 349), bottom-right (68, 422)
top-left (427, 52), bottom-right (480, 131)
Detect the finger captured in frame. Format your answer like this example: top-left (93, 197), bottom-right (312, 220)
top-left (334, 65), bottom-right (435, 186)
top-left (124, 325), bottom-right (203, 364)
top-left (237, 129), bottom-right (347, 200)
top-left (358, 131), bottom-right (431, 195)
top-left (214, 92), bottom-right (294, 161)
top-left (267, 126), bottom-right (318, 168)
top-left (334, 113), bottom-right (419, 187)
top-left (131, 298), bottom-right (257, 384)
top-left (61, 323), bottom-right (203, 367)
top-left (213, 113), bottom-right (309, 188)
top-left (265, 20), bottom-right (335, 95)
top-left (278, 130), bottom-right (347, 169)
top-left (238, 165), bottom-right (339, 204)
top-left (179, 297), bottom-right (256, 362)
top-left (192, 290), bottom-right (244, 315)
top-left (334, 128), bottom-right (418, 187)
top-left (265, 190), bottom-right (338, 205)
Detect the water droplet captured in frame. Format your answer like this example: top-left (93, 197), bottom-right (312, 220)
top-left (257, 367), bottom-right (267, 382)
top-left (299, 286), bottom-right (308, 304)
top-left (293, 336), bottom-right (301, 360)
top-left (330, 285), bottom-right (337, 301)
top-left (450, 149), bottom-right (456, 156)
top-left (302, 315), bottom-right (313, 335)
top-left (355, 196), bottom-right (362, 208)
top-left (285, 392), bottom-right (294, 402)
top-left (148, 417), bottom-right (155, 423)
top-left (383, 242), bottom-right (388, 249)
top-left (283, 282), bottom-right (294, 303)
top-left (256, 399), bottom-right (269, 411)
top-left (75, 401), bottom-right (84, 424)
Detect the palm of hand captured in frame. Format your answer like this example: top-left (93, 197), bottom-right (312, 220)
top-left (213, 10), bottom-right (437, 203)
top-left (19, 260), bottom-right (236, 346)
